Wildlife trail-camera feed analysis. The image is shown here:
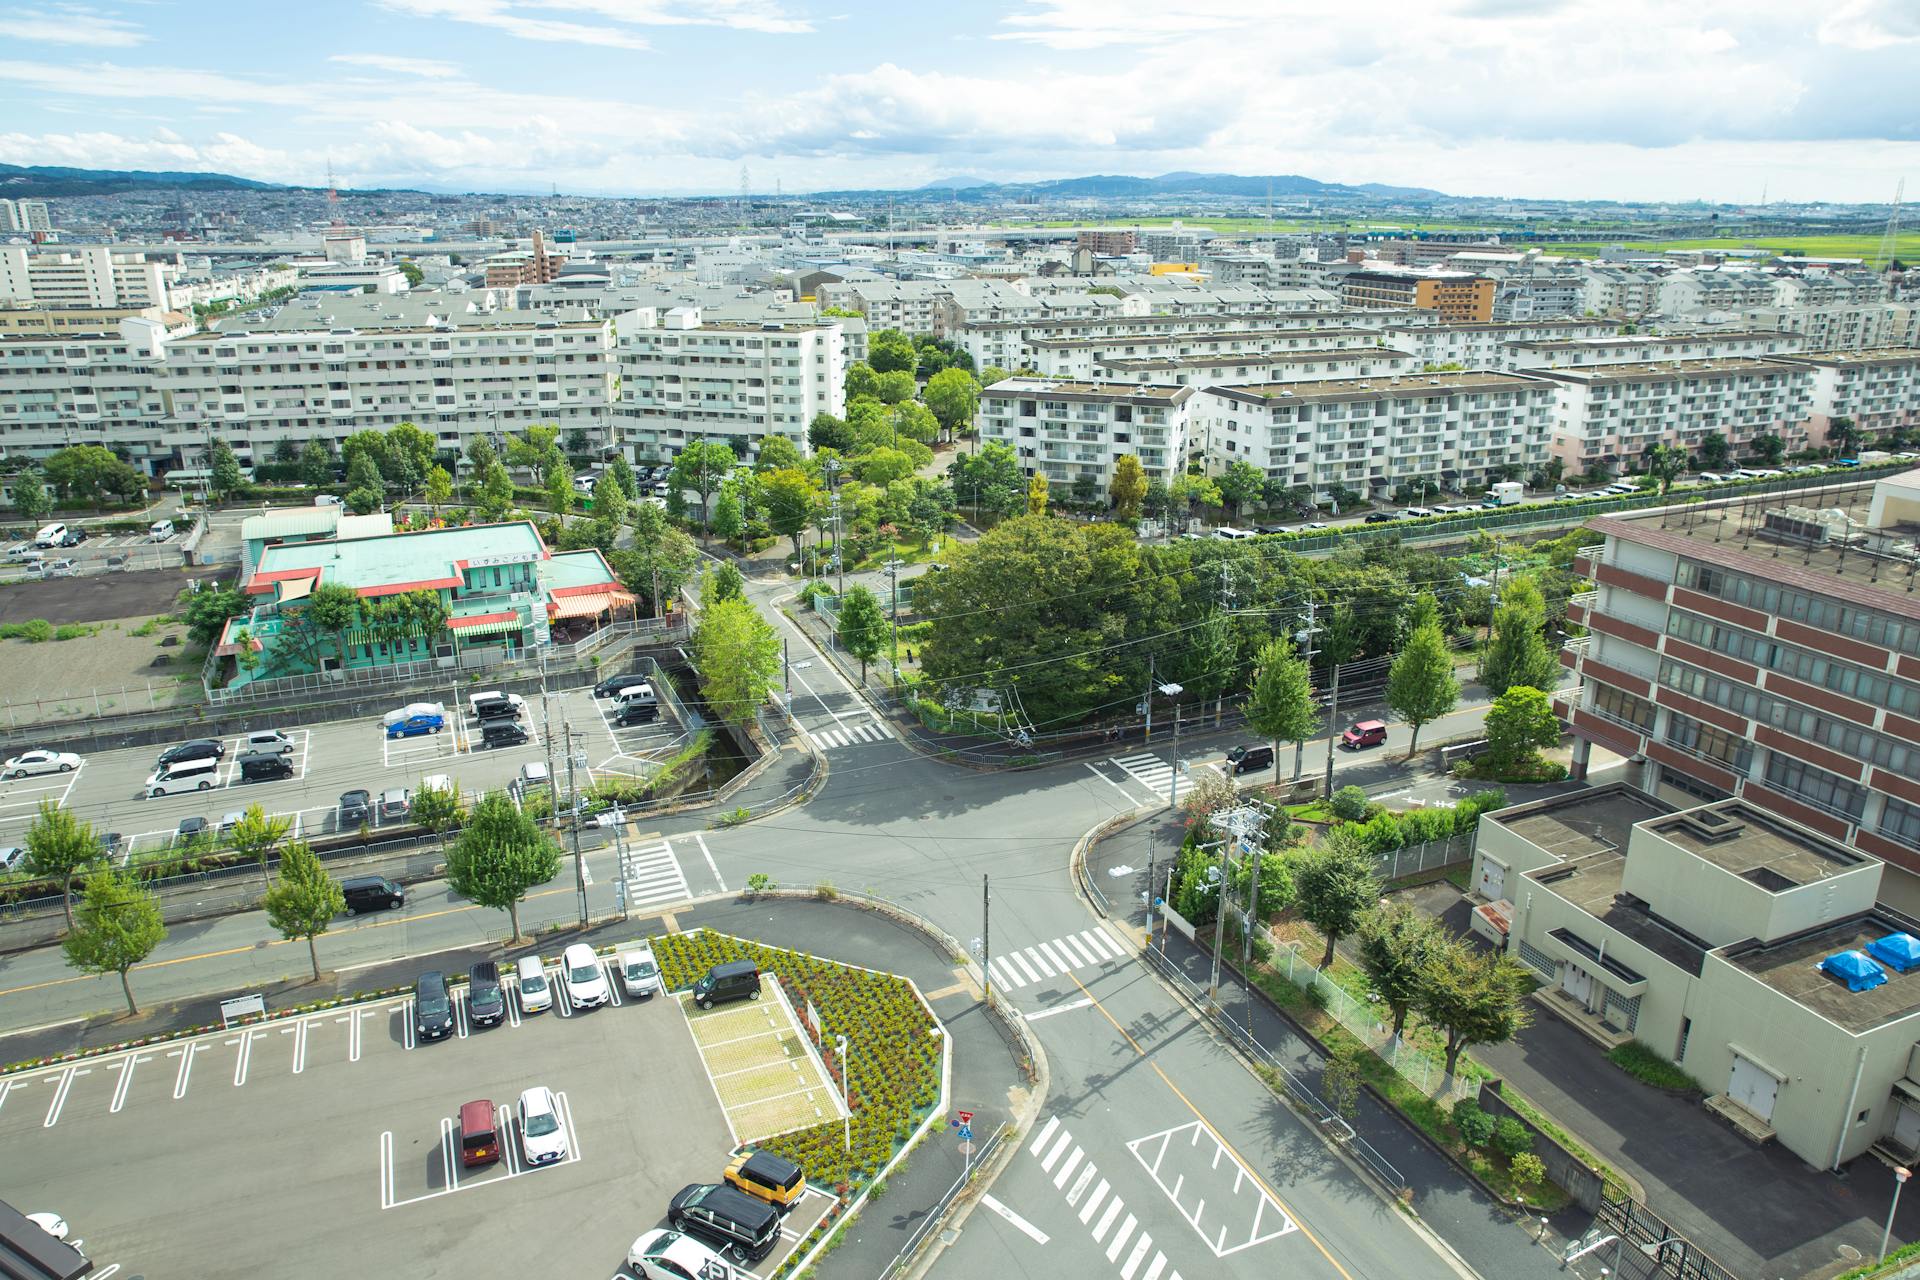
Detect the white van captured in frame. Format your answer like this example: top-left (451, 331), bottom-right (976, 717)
top-left (149, 520), bottom-right (175, 542)
top-left (1211, 527), bottom-right (1254, 541)
top-left (614, 683), bottom-right (657, 710)
top-left (144, 757), bottom-right (221, 798)
top-left (33, 523), bottom-right (66, 548)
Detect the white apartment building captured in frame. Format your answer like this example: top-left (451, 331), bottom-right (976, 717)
top-left (978, 378), bottom-right (1194, 484)
top-left (1773, 272), bottom-right (1888, 308)
top-left (1539, 359), bottom-right (1815, 474)
top-left (1781, 349), bottom-right (1920, 445)
top-left (1742, 303), bottom-right (1919, 353)
top-left (1028, 326), bottom-right (1393, 380)
top-left (1382, 319), bottom-right (1617, 370)
top-left (1504, 331), bottom-right (1808, 372)
top-left (1091, 346), bottom-right (1416, 388)
top-left (0, 245), bottom-right (170, 309)
top-left (612, 306), bottom-right (845, 464)
top-left (1583, 268), bottom-right (1663, 318)
top-left (814, 279), bottom-right (953, 334)
top-left (0, 200), bottom-right (51, 233)
top-left (0, 317), bottom-right (168, 457)
top-left (957, 307), bottom-right (1406, 376)
top-left (1191, 371), bottom-right (1558, 499)
top-left (1658, 270), bottom-right (1780, 316)
top-left (295, 261), bottom-right (410, 294)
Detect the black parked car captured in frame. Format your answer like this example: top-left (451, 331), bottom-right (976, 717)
top-left (593, 671), bottom-right (650, 699)
top-left (668, 1183), bottom-right (781, 1263)
top-left (174, 816), bottom-right (208, 841)
top-left (467, 961), bottom-right (505, 1028)
top-left (1226, 744), bottom-right (1275, 775)
top-left (338, 789), bottom-right (372, 828)
top-left (481, 721), bottom-right (529, 749)
top-left (615, 702), bottom-right (659, 727)
top-left (415, 971), bottom-right (454, 1041)
top-left (238, 751), bottom-right (294, 782)
top-left (157, 738), bottom-right (227, 767)
top-left (59, 529), bottom-right (88, 547)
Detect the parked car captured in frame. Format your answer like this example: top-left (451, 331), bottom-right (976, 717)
top-left (1225, 744), bottom-right (1274, 776)
top-left (382, 702), bottom-right (445, 738)
top-left (519, 761), bottom-right (550, 790)
top-left (175, 816), bottom-right (208, 841)
top-left (459, 1099), bottom-right (500, 1168)
top-left (238, 751), bottom-right (294, 783)
top-left (58, 529), bottom-right (87, 547)
top-left (148, 520), bottom-right (175, 542)
top-left (724, 1150), bottom-right (805, 1211)
top-left (32, 558), bottom-right (76, 577)
top-left (145, 757), bottom-right (220, 797)
top-left (481, 721), bottom-right (529, 749)
top-left (4, 543), bottom-right (32, 560)
top-left (515, 954), bottom-right (553, 1014)
top-left (517, 1085), bottom-right (569, 1164)
top-left (593, 671), bottom-right (651, 699)
top-left (618, 944), bottom-right (661, 999)
top-left (0, 845), bottom-right (27, 873)
top-left (466, 961), bottom-right (506, 1028)
top-left (468, 690), bottom-right (526, 721)
top-left (217, 811), bottom-right (246, 835)
top-left (241, 730), bottom-right (294, 755)
top-left (341, 875), bottom-right (405, 914)
top-left (615, 702), bottom-right (660, 727)
top-left (3, 749), bottom-right (80, 779)
top-left (691, 960), bottom-right (760, 1010)
top-left (669, 1183), bottom-right (780, 1263)
top-left (561, 943), bottom-right (610, 1010)
top-left (1363, 512), bottom-right (1397, 524)
top-left (378, 788), bottom-right (412, 822)
top-left (1696, 471), bottom-right (1732, 483)
top-left (316, 493), bottom-right (344, 507)
top-left (33, 523), bottom-right (67, 548)
top-left (158, 738), bottom-right (226, 767)
top-left (614, 683), bottom-right (657, 711)
top-left (414, 971), bottom-right (454, 1041)
top-left (1340, 719), bottom-right (1388, 750)
top-left (627, 1229), bottom-right (733, 1280)
top-left (338, 789), bottom-right (373, 828)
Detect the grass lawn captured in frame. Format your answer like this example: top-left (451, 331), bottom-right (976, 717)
top-left (1606, 1041), bottom-right (1703, 1094)
top-left (1285, 801), bottom-right (1335, 823)
top-left (1541, 231), bottom-right (1919, 263)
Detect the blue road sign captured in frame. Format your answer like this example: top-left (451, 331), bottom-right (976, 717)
top-left (958, 1124), bottom-right (974, 1142)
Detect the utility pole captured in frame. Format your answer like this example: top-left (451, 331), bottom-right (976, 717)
top-left (564, 723), bottom-right (587, 927)
top-left (982, 874), bottom-right (992, 1005)
top-left (783, 637), bottom-right (791, 710)
top-left (1204, 836), bottom-right (1232, 1008)
top-left (1322, 658), bottom-right (1343, 801)
top-left (1295, 598), bottom-right (1316, 783)
top-left (1169, 698), bottom-right (1182, 811)
top-left (1144, 654), bottom-right (1155, 745)
top-left (886, 557), bottom-right (901, 688)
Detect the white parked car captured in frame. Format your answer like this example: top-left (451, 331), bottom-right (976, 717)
top-left (618, 944), bottom-right (661, 999)
top-left (561, 943), bottom-right (609, 1010)
top-left (515, 954), bottom-right (553, 1014)
top-left (2, 749), bottom-right (80, 779)
top-left (628, 1229), bottom-right (733, 1280)
top-left (517, 1085), bottom-right (569, 1165)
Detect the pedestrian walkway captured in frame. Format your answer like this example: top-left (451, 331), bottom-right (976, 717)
top-left (1028, 1115), bottom-right (1185, 1280)
top-left (617, 838), bottom-right (692, 910)
top-left (806, 718), bottom-right (895, 752)
top-left (988, 927), bottom-right (1128, 992)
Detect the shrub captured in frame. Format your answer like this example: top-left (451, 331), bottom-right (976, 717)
top-left (1453, 789), bottom-right (1508, 834)
top-left (1510, 1152), bottom-right (1546, 1198)
top-left (1492, 1115), bottom-right (1533, 1158)
top-left (814, 880), bottom-right (838, 901)
top-left (745, 873), bottom-right (776, 899)
top-left (1331, 785), bottom-right (1370, 822)
top-left (1356, 811), bottom-right (1404, 856)
top-left (1398, 806), bottom-right (1457, 846)
top-left (1451, 1097), bottom-right (1494, 1147)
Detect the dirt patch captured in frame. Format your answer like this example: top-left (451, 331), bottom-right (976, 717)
top-left (0, 613), bottom-right (202, 723)
top-left (0, 566), bottom-right (228, 626)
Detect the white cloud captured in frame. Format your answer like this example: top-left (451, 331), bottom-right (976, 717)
top-left (329, 53), bottom-right (463, 78)
top-left (376, 0), bottom-right (815, 46)
top-left (0, 6), bottom-right (146, 47)
top-left (1819, 0), bottom-right (1920, 49)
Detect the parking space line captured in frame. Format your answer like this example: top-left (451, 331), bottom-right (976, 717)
top-left (41, 1067), bottom-right (84, 1127)
top-left (108, 1052), bottom-right (151, 1113)
top-left (980, 1194), bottom-right (1051, 1246)
top-left (169, 1042), bottom-right (205, 1098)
top-left (0, 1078), bottom-right (24, 1117)
top-left (379, 1090), bottom-right (580, 1211)
top-left (230, 1030), bottom-right (264, 1087)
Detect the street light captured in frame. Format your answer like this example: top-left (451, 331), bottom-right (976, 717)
top-left (1158, 682), bottom-right (1183, 810)
top-left (835, 1033), bottom-right (851, 1153)
top-left (1884, 1166), bottom-right (1911, 1263)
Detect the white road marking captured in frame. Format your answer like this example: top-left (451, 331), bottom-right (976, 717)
top-left (1029, 1115), bottom-right (1060, 1157)
top-left (980, 1193), bottom-right (1051, 1246)
top-left (1035, 941), bottom-right (1071, 974)
top-left (1092, 1197), bottom-right (1123, 1243)
top-left (1121, 1229), bottom-right (1154, 1277)
top-left (991, 927), bottom-right (1129, 990)
top-left (1054, 1146), bottom-right (1084, 1189)
top-left (1024, 997), bottom-right (1095, 1023)
top-left (691, 831), bottom-right (725, 894)
top-left (621, 839), bottom-right (692, 908)
top-left (1009, 950), bottom-right (1043, 986)
top-left (1106, 1214), bottom-right (1138, 1263)
top-left (1084, 761), bottom-right (1139, 800)
top-left (41, 1067), bottom-right (83, 1127)
top-left (1066, 1162), bottom-right (1098, 1206)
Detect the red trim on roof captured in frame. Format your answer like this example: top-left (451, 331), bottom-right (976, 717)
top-left (358, 577), bottom-right (462, 598)
top-left (448, 611), bottom-right (518, 630)
top-left (548, 581), bottom-right (621, 597)
top-left (245, 567), bottom-right (322, 595)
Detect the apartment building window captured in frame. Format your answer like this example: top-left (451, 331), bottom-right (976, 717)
top-left (1881, 798), bottom-right (1920, 851)
top-left (1764, 753), bottom-right (1868, 820)
top-left (1589, 682), bottom-right (1656, 732)
top-left (1666, 713), bottom-right (1752, 771)
top-left (1676, 560), bottom-right (1920, 657)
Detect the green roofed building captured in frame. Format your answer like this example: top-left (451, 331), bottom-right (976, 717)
top-left (214, 514), bottom-right (632, 688)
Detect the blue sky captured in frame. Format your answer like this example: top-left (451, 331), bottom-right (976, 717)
top-left (0, 0), bottom-right (1914, 202)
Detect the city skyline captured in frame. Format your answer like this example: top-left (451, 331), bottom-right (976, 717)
top-left (0, 0), bottom-right (1912, 203)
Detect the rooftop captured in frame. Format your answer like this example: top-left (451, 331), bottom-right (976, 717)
top-left (1533, 357), bottom-right (1802, 384)
top-left (982, 378), bottom-right (1194, 403)
top-left (1641, 801), bottom-right (1867, 888)
top-left (1723, 912), bottom-right (1920, 1033)
top-left (1779, 348), bottom-right (1920, 368)
top-left (1204, 370), bottom-right (1549, 406)
top-left (1029, 326), bottom-right (1379, 351)
top-left (1095, 346), bottom-right (1406, 370)
top-left (1493, 784), bottom-right (1674, 863)
top-left (1508, 332), bottom-right (1794, 352)
top-left (248, 520), bottom-right (548, 597)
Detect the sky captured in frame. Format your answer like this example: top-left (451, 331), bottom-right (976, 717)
top-left (0, 0), bottom-right (1915, 203)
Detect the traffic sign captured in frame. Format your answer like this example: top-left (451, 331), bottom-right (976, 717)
top-left (957, 1125), bottom-right (973, 1143)
top-left (956, 1110), bottom-right (974, 1125)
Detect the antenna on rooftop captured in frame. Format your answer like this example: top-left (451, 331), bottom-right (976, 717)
top-left (1875, 179), bottom-right (1904, 274)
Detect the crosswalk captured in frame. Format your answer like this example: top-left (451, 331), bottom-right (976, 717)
top-left (1029, 1116), bottom-right (1181, 1280)
top-left (987, 927), bottom-right (1129, 992)
top-left (1111, 752), bottom-right (1177, 801)
top-left (618, 838), bottom-right (692, 909)
top-left (807, 718), bottom-right (895, 751)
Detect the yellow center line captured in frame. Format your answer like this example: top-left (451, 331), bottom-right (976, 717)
top-left (0, 883), bottom-right (580, 1000)
top-left (1067, 970), bottom-right (1359, 1280)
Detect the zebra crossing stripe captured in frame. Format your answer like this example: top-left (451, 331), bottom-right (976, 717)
top-left (1056, 935), bottom-right (1098, 967)
top-left (1121, 1230), bottom-right (1154, 1277)
top-left (1105, 1214), bottom-right (1137, 1262)
top-left (1036, 940), bottom-right (1071, 973)
top-left (1083, 928), bottom-right (1126, 960)
top-left (1010, 951), bottom-right (1044, 985)
top-left (1029, 1115), bottom-right (1060, 1157)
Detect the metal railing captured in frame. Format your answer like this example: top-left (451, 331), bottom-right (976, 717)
top-left (1373, 832), bottom-right (1473, 881)
top-left (878, 1122), bottom-right (1010, 1280)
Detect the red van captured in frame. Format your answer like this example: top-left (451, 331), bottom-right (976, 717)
top-left (1341, 720), bottom-right (1387, 751)
top-left (459, 1099), bottom-right (500, 1168)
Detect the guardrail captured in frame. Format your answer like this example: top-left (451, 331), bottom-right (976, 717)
top-left (878, 1122), bottom-right (1010, 1280)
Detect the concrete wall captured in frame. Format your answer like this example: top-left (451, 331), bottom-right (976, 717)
top-left (1621, 823), bottom-right (1879, 949)
top-left (1478, 1080), bottom-right (1610, 1212)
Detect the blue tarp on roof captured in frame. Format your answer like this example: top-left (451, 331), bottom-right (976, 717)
top-left (1822, 950), bottom-right (1889, 992)
top-left (1868, 933), bottom-right (1920, 973)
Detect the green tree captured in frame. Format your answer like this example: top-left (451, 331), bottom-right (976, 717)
top-left (12, 468), bottom-right (51, 522)
top-left (874, 370), bottom-right (917, 404)
top-left (424, 464), bottom-right (454, 512)
top-left (837, 584), bottom-right (889, 682)
top-left (476, 459), bottom-right (514, 521)
top-left (262, 839), bottom-right (345, 981)
top-left (1697, 431), bottom-right (1731, 470)
top-left (1027, 471), bottom-right (1049, 516)
top-left (1386, 602), bottom-right (1459, 759)
top-left (345, 486), bottom-right (381, 515)
top-left (181, 582), bottom-right (248, 648)
top-left (445, 791), bottom-right (562, 943)
top-left (1357, 901), bottom-right (1445, 1040)
top-left (1143, 476), bottom-right (1170, 517)
top-left (386, 422), bottom-right (436, 481)
top-left (844, 362), bottom-right (882, 402)
top-left (300, 438), bottom-right (333, 488)
top-left (409, 779), bottom-right (463, 851)
top-left (620, 503), bottom-right (700, 615)
top-left (856, 446), bottom-right (916, 487)
top-left (868, 328), bottom-right (918, 374)
top-left (1643, 442), bottom-right (1687, 496)
top-left (809, 413), bottom-right (855, 453)
top-left (890, 400), bottom-right (940, 447)
top-left (1293, 827), bottom-right (1381, 968)
top-left (605, 453), bottom-right (638, 501)
top-left (1217, 460), bottom-right (1264, 517)
top-left (1483, 686), bottom-right (1562, 771)
top-left (228, 803), bottom-right (292, 891)
top-left (62, 868), bottom-right (165, 1016)
top-left (1828, 416), bottom-right (1860, 456)
top-left (1481, 578), bottom-right (1557, 698)
top-left (43, 444), bottom-right (144, 507)
top-left (504, 424), bottom-right (562, 471)
top-left (1244, 636), bottom-right (1316, 783)
top-left (1109, 454), bottom-right (1149, 522)
top-left (703, 560), bottom-right (746, 606)
top-left (543, 456), bottom-right (574, 519)
top-left (711, 486), bottom-right (745, 543)
top-left (755, 434), bottom-right (803, 472)
top-left (346, 449), bottom-right (383, 496)
top-left (464, 434), bottom-right (498, 479)
top-left (1169, 472), bottom-right (1222, 513)
top-left (1751, 432), bottom-right (1786, 467)
top-left (760, 467), bottom-right (819, 561)
top-left (396, 260), bottom-right (424, 288)
top-left (304, 581), bottom-right (363, 668)
top-left (672, 441), bottom-right (737, 538)
top-left (923, 368), bottom-right (980, 443)
top-left (692, 597), bottom-right (781, 726)
top-left (1416, 936), bottom-right (1533, 1082)
top-left (24, 800), bottom-right (103, 932)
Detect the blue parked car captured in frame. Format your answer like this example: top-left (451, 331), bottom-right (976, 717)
top-left (382, 702), bottom-right (446, 739)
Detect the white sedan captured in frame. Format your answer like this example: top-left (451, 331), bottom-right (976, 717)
top-left (628, 1229), bottom-right (732, 1280)
top-left (561, 943), bottom-right (610, 1010)
top-left (3, 750), bottom-right (80, 779)
top-left (517, 1086), bottom-right (569, 1165)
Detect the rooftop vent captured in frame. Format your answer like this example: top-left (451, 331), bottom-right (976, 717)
top-left (1821, 949), bottom-right (1888, 992)
top-left (1673, 807), bottom-right (1746, 842)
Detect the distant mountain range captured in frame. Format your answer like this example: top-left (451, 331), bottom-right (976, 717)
top-left (0, 162), bottom-right (290, 198)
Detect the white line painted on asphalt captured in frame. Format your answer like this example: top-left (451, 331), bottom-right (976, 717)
top-left (108, 1053), bottom-right (150, 1114)
top-left (1054, 1145), bottom-right (1084, 1189)
top-left (1083, 761), bottom-right (1138, 800)
top-left (1106, 1214), bottom-right (1138, 1263)
top-left (1028, 1115), bottom-right (1060, 1157)
top-left (1023, 997), bottom-right (1095, 1023)
top-left (1121, 1230), bottom-right (1154, 1278)
top-left (1066, 1162), bottom-right (1098, 1207)
top-left (1035, 941), bottom-right (1071, 974)
top-left (980, 1194), bottom-right (1051, 1246)
top-left (41, 1067), bottom-right (82, 1127)
top-left (1009, 950), bottom-right (1043, 986)
top-left (1022, 946), bottom-right (1057, 979)
top-left (691, 831), bottom-right (725, 894)
top-left (786, 662), bottom-right (855, 729)
top-left (1041, 1130), bottom-right (1073, 1173)
top-left (1080, 1179), bottom-right (1110, 1224)
top-left (1092, 1197), bottom-right (1123, 1244)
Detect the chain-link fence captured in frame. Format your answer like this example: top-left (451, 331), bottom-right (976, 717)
top-left (1373, 832), bottom-right (1473, 882)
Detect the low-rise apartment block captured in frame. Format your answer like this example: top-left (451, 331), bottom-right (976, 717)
top-left (0, 318), bottom-right (168, 456)
top-left (1782, 349), bottom-right (1920, 445)
top-left (0, 245), bottom-right (170, 310)
top-left (1341, 269), bottom-right (1495, 322)
top-left (1538, 358), bottom-right (1814, 474)
top-left (978, 378), bottom-right (1193, 484)
top-left (1383, 319), bottom-right (1615, 370)
top-left (1505, 331), bottom-right (1807, 372)
top-left (1028, 326), bottom-right (1393, 380)
top-left (1742, 302), bottom-right (1918, 352)
top-left (1092, 346), bottom-right (1415, 388)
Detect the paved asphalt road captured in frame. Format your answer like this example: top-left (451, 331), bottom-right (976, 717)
top-left (0, 563), bottom-right (1582, 1280)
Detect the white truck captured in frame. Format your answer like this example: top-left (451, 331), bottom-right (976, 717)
top-left (1490, 481), bottom-right (1525, 507)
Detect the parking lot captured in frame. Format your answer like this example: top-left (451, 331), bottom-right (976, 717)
top-left (0, 953), bottom-right (824, 1278)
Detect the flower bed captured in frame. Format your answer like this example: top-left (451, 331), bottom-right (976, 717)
top-left (653, 929), bottom-right (940, 1193)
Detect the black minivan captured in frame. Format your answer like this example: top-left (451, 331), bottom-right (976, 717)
top-left (692, 960), bottom-right (761, 1010)
top-left (466, 961), bottom-right (506, 1028)
top-left (342, 874), bottom-right (405, 914)
top-left (415, 971), bottom-right (454, 1042)
top-left (669, 1183), bottom-right (781, 1263)
top-left (1226, 744), bottom-right (1274, 775)
top-left (238, 751), bottom-right (294, 782)
top-left (481, 721), bottom-right (529, 749)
